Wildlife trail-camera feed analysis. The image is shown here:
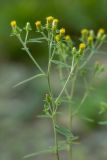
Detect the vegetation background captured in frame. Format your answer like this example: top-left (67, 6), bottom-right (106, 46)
top-left (0, 0), bottom-right (107, 159)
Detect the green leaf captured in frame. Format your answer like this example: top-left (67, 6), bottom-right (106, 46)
top-left (27, 37), bottom-right (46, 43)
top-left (51, 60), bottom-right (71, 68)
top-left (23, 144), bottom-right (67, 159)
top-left (80, 116), bottom-right (94, 123)
top-left (13, 73), bottom-right (45, 88)
top-left (98, 121), bottom-right (107, 125)
top-left (99, 102), bottom-right (107, 114)
top-left (23, 147), bottom-right (55, 159)
top-left (55, 124), bottom-right (74, 138)
top-left (37, 115), bottom-right (50, 118)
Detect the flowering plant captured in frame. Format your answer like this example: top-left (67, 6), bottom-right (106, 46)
top-left (11, 16), bottom-right (106, 160)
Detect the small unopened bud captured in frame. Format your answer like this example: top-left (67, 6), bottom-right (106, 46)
top-left (79, 43), bottom-right (86, 50)
top-left (79, 43), bottom-right (86, 54)
top-left (87, 36), bottom-right (93, 46)
top-left (46, 16), bottom-right (54, 29)
top-left (60, 28), bottom-right (65, 37)
top-left (55, 34), bottom-right (61, 42)
top-left (46, 94), bottom-right (51, 103)
top-left (65, 35), bottom-right (71, 41)
top-left (46, 16), bottom-right (54, 24)
top-left (72, 47), bottom-right (77, 55)
top-left (35, 21), bottom-right (42, 31)
top-left (10, 20), bottom-right (17, 28)
top-left (25, 22), bottom-right (32, 31)
top-left (89, 30), bottom-right (95, 38)
top-left (81, 28), bottom-right (89, 42)
top-left (81, 29), bottom-right (88, 36)
top-left (97, 28), bottom-right (105, 40)
top-left (52, 19), bottom-right (59, 30)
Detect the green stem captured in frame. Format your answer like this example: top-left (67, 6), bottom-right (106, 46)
top-left (47, 34), bottom-right (60, 160)
top-left (55, 56), bottom-right (75, 104)
top-left (58, 57), bottom-right (77, 160)
top-left (52, 117), bottom-right (60, 160)
top-left (68, 68), bottom-right (78, 160)
top-left (17, 35), bottom-right (44, 74)
top-left (72, 91), bottom-right (89, 116)
top-left (80, 42), bottom-right (104, 70)
top-left (25, 31), bottom-right (29, 44)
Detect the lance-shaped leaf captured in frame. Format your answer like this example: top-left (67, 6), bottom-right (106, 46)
top-left (51, 60), bottom-right (71, 68)
top-left (55, 124), bottom-right (74, 138)
top-left (80, 116), bottom-right (94, 123)
top-left (98, 121), bottom-right (107, 125)
top-left (13, 73), bottom-right (45, 88)
top-left (23, 143), bottom-right (67, 159)
top-left (27, 37), bottom-right (46, 43)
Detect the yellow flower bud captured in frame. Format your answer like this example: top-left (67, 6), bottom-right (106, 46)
top-left (52, 19), bottom-right (59, 30)
top-left (55, 34), bottom-right (61, 42)
top-left (10, 20), bottom-right (16, 28)
top-left (60, 28), bottom-right (65, 36)
top-left (79, 43), bottom-right (86, 50)
top-left (35, 21), bottom-right (42, 30)
top-left (81, 29), bottom-right (89, 35)
top-left (72, 47), bottom-right (77, 55)
top-left (88, 36), bottom-right (93, 41)
top-left (97, 28), bottom-right (105, 40)
top-left (98, 28), bottom-right (105, 34)
top-left (53, 19), bottom-right (59, 26)
top-left (46, 16), bottom-right (54, 24)
top-left (65, 35), bottom-right (71, 41)
top-left (87, 36), bottom-right (93, 46)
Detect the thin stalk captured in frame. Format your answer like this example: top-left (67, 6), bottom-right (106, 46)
top-left (59, 61), bottom-right (78, 160)
top-left (17, 35), bottom-right (44, 74)
top-left (80, 42), bottom-right (104, 70)
top-left (72, 91), bottom-right (89, 116)
top-left (25, 31), bottom-right (29, 44)
top-left (68, 68), bottom-right (78, 160)
top-left (55, 56), bottom-right (75, 104)
top-left (13, 73), bottom-right (45, 88)
top-left (52, 117), bottom-right (60, 160)
top-left (72, 75), bottom-right (95, 117)
top-left (56, 57), bottom-right (77, 160)
top-left (47, 33), bottom-right (60, 160)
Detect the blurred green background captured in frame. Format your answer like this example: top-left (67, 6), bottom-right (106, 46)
top-left (0, 0), bottom-right (107, 160)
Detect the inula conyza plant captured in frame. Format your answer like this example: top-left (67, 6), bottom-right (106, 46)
top-left (10, 16), bottom-right (107, 160)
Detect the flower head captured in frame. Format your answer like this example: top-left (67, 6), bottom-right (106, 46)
top-left (35, 21), bottom-right (42, 30)
top-left (46, 16), bottom-right (54, 24)
top-left (97, 28), bottom-right (105, 40)
top-left (81, 29), bottom-right (89, 35)
top-left (52, 19), bottom-right (59, 30)
top-left (65, 35), bottom-right (71, 41)
top-left (60, 28), bottom-right (65, 36)
top-left (55, 34), bottom-right (61, 42)
top-left (53, 19), bottom-right (59, 26)
top-left (79, 43), bottom-right (86, 50)
top-left (10, 20), bottom-right (17, 28)
top-left (98, 28), bottom-right (105, 34)
top-left (88, 36), bottom-right (93, 41)
top-left (87, 36), bottom-right (93, 46)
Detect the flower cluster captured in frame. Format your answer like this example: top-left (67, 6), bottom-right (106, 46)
top-left (11, 17), bottom-right (106, 58)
